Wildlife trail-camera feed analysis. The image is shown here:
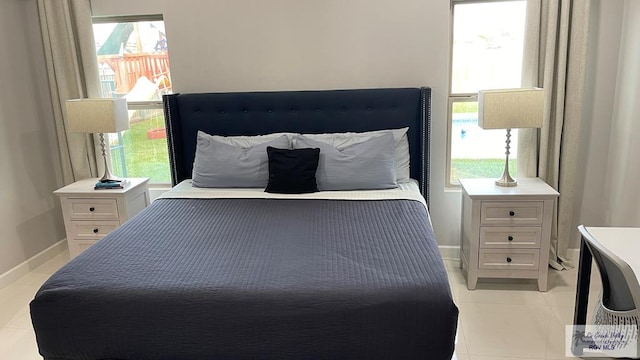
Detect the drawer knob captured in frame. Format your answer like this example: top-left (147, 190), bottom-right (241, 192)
top-left (508, 236), bottom-right (514, 241)
top-left (509, 211), bottom-right (515, 216)
top-left (93, 228), bottom-right (99, 234)
top-left (506, 257), bottom-right (512, 263)
top-left (89, 207), bottom-right (95, 212)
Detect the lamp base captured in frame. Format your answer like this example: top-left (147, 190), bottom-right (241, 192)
top-left (495, 176), bottom-right (517, 187)
top-left (495, 128), bottom-right (517, 187)
top-left (99, 172), bottom-right (122, 183)
top-left (98, 132), bottom-right (122, 183)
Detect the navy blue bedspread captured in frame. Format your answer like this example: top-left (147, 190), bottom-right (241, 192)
top-left (31, 198), bottom-right (458, 360)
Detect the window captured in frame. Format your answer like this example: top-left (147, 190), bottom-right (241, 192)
top-left (448, 0), bottom-right (527, 185)
top-left (92, 16), bottom-right (172, 184)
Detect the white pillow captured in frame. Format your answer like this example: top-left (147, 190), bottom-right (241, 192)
top-left (300, 128), bottom-right (410, 182)
top-left (208, 132), bottom-right (294, 149)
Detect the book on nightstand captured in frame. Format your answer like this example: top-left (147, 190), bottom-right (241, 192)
top-left (94, 179), bottom-right (129, 190)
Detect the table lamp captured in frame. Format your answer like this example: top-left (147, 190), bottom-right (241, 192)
top-left (65, 98), bottom-right (129, 182)
top-left (478, 88), bottom-right (544, 187)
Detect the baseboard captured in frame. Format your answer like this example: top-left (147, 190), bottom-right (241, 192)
top-left (0, 239), bottom-right (67, 289)
top-left (439, 245), bottom-right (460, 261)
top-left (439, 245), bottom-right (580, 262)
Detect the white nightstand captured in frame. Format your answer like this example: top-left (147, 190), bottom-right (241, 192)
top-left (54, 178), bottom-right (150, 258)
top-left (459, 178), bottom-right (559, 291)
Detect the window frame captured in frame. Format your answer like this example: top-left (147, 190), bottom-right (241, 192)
top-left (446, 0), bottom-right (525, 187)
top-left (445, 93), bottom-right (478, 187)
top-left (92, 14), bottom-right (172, 185)
top-left (92, 14), bottom-right (164, 25)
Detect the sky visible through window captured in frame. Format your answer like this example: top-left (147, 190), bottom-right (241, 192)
top-left (452, 1), bottom-right (526, 94)
top-left (449, 1), bottom-right (526, 183)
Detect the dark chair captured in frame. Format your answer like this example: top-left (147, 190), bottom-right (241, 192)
top-left (578, 225), bottom-right (639, 357)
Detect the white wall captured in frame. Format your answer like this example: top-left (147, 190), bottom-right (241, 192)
top-left (164, 1), bottom-right (447, 93)
top-left (92, 0), bottom-right (462, 247)
top-left (0, 0), bottom-right (66, 274)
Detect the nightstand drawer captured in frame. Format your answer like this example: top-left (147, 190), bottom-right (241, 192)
top-left (65, 199), bottom-right (119, 220)
top-left (478, 249), bottom-right (539, 270)
top-left (69, 221), bottom-right (120, 239)
top-left (480, 226), bottom-right (542, 248)
top-left (480, 201), bottom-right (543, 226)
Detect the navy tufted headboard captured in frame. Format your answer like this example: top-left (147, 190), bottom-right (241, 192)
top-left (163, 87), bottom-right (431, 205)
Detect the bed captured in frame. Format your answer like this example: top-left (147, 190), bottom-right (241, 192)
top-left (31, 87), bottom-right (458, 359)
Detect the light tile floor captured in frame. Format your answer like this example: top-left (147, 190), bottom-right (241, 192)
top-left (448, 259), bottom-right (609, 360)
top-left (0, 252), bottom-right (608, 359)
top-left (0, 251), bottom-right (70, 359)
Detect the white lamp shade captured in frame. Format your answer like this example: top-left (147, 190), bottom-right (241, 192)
top-left (478, 88), bottom-right (544, 129)
top-left (65, 98), bottom-right (130, 133)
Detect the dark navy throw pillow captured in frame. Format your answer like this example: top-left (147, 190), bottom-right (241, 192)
top-left (265, 147), bottom-right (320, 194)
